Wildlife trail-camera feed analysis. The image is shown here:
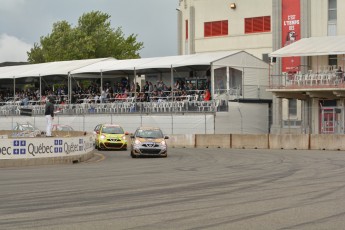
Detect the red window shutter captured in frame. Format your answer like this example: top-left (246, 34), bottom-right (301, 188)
top-left (212, 21), bottom-right (222, 36)
top-left (205, 20), bottom-right (229, 37)
top-left (221, 20), bottom-right (228, 35)
top-left (245, 18), bottom-right (252, 33)
top-left (186, 20), bottom-right (188, 40)
top-left (204, 22), bottom-right (212, 37)
top-left (263, 16), bottom-right (271, 32)
top-left (252, 17), bottom-right (263, 33)
top-left (245, 16), bottom-right (270, 33)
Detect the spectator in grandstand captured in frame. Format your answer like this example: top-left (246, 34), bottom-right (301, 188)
top-left (136, 82), bottom-right (141, 93)
top-left (22, 94), bottom-right (29, 106)
top-left (203, 89), bottom-right (211, 101)
top-left (148, 82), bottom-right (153, 92)
top-left (336, 66), bottom-right (343, 81)
top-left (100, 90), bottom-right (107, 103)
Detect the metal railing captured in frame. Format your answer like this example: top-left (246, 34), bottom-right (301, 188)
top-left (0, 100), bottom-right (229, 117)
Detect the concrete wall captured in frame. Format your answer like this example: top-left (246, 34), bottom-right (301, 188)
top-left (310, 134), bottom-right (345, 151)
top-left (269, 134), bottom-right (309, 150)
top-left (232, 134), bottom-right (269, 149)
top-left (167, 134), bottom-right (345, 151)
top-left (195, 134), bottom-right (231, 148)
top-left (166, 134), bottom-right (195, 148)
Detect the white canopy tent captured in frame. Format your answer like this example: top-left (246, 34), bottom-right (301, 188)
top-left (0, 58), bottom-right (112, 101)
top-left (71, 50), bottom-right (259, 73)
top-left (0, 51), bottom-right (270, 102)
top-left (71, 51), bottom-right (270, 100)
top-left (0, 58), bottom-right (112, 79)
top-left (269, 35), bottom-right (345, 57)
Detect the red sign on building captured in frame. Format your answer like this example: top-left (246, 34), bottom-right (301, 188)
top-left (282, 0), bottom-right (301, 73)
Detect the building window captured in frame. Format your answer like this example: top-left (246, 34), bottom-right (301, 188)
top-left (328, 0), bottom-right (337, 21)
top-left (288, 99), bottom-right (297, 117)
top-left (204, 20), bottom-right (228, 37)
top-left (245, 16), bottom-right (271, 34)
top-left (328, 0), bottom-right (337, 36)
top-left (328, 55), bottom-right (337, 66)
top-left (185, 20), bottom-right (188, 40)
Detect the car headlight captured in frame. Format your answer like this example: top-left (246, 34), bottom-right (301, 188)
top-left (160, 140), bottom-right (166, 146)
top-left (122, 135), bottom-right (126, 140)
top-left (134, 139), bottom-right (141, 145)
top-left (100, 134), bottom-right (106, 140)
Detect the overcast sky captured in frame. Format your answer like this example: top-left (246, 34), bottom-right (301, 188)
top-left (0, 0), bottom-right (178, 63)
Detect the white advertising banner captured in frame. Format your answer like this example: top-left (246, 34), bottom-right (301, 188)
top-left (0, 135), bottom-right (94, 160)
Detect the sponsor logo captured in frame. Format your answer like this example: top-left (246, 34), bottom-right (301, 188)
top-left (1, 137), bottom-right (92, 157)
top-left (13, 140), bottom-right (26, 155)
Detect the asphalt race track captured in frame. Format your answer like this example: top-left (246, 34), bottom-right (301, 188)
top-left (1, 148), bottom-right (345, 230)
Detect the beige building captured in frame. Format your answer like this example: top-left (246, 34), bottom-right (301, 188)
top-left (270, 0), bottom-right (345, 134)
top-left (177, 0), bottom-right (273, 60)
top-left (178, 0), bottom-right (345, 134)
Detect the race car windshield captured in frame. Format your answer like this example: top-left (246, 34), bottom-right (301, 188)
top-left (136, 130), bottom-right (163, 138)
top-left (102, 127), bottom-right (124, 134)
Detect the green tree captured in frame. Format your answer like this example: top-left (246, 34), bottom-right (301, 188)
top-left (27, 11), bottom-right (144, 63)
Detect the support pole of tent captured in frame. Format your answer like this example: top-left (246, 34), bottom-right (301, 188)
top-left (242, 67), bottom-right (245, 98)
top-left (39, 75), bottom-right (42, 102)
top-left (134, 68), bottom-right (137, 101)
top-left (13, 76), bottom-right (15, 100)
top-left (211, 63), bottom-right (215, 100)
top-left (100, 70), bottom-right (103, 94)
top-left (67, 73), bottom-right (71, 104)
top-left (226, 66), bottom-right (230, 95)
top-left (171, 65), bottom-right (174, 101)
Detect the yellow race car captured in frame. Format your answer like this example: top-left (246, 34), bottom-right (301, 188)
top-left (94, 124), bottom-right (128, 150)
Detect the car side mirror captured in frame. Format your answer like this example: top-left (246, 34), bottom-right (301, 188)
top-left (164, 136), bottom-right (169, 139)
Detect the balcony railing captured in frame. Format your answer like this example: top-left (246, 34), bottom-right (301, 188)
top-left (269, 70), bottom-right (344, 89)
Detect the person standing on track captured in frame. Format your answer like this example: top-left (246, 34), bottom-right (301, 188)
top-left (45, 96), bottom-right (55, 137)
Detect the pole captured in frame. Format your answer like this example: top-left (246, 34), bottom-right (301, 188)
top-left (211, 63), bottom-right (215, 99)
top-left (101, 70), bottom-right (103, 94)
top-left (67, 73), bottom-right (70, 104)
top-left (171, 65), bottom-right (174, 101)
top-left (13, 76), bottom-right (15, 100)
top-left (134, 67), bottom-right (137, 101)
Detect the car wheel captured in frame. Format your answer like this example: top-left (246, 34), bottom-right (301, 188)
top-left (130, 151), bottom-right (137, 158)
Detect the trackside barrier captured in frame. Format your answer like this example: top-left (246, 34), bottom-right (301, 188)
top-left (310, 134), bottom-right (345, 150)
top-left (269, 134), bottom-right (309, 150)
top-left (232, 134), bottom-right (269, 149)
top-left (168, 134), bottom-right (345, 151)
top-left (2, 134), bottom-right (345, 168)
top-left (0, 134), bottom-right (94, 168)
top-left (166, 134), bottom-right (196, 148)
top-left (195, 134), bottom-right (231, 148)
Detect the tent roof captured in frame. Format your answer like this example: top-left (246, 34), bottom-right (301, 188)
top-left (0, 58), bottom-right (112, 79)
top-left (70, 50), bottom-right (244, 74)
top-left (70, 57), bottom-right (160, 74)
top-left (270, 35), bottom-right (345, 57)
top-left (0, 50), bottom-right (267, 79)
